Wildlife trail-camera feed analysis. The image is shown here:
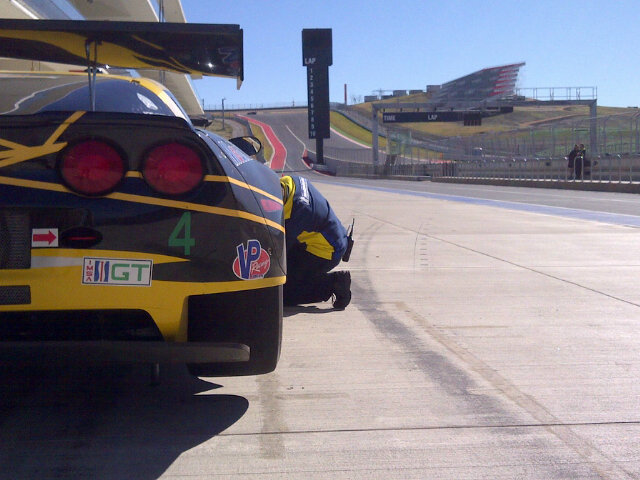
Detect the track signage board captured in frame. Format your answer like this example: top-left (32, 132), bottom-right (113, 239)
top-left (306, 66), bottom-right (330, 139)
top-left (302, 29), bottom-right (332, 140)
top-left (382, 111), bottom-right (482, 126)
top-left (382, 111), bottom-right (462, 123)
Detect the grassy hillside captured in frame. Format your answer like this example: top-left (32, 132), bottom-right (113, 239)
top-left (205, 118), bottom-right (233, 137)
top-left (330, 110), bottom-right (443, 159)
top-left (348, 101), bottom-right (634, 139)
top-left (330, 111), bottom-right (387, 148)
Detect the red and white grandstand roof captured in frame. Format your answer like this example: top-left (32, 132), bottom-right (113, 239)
top-left (430, 62), bottom-right (525, 106)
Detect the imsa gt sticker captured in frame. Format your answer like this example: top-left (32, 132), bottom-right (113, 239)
top-left (233, 239), bottom-right (271, 280)
top-left (83, 258), bottom-right (153, 286)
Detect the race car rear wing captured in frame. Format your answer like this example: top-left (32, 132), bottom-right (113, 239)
top-left (0, 19), bottom-right (243, 86)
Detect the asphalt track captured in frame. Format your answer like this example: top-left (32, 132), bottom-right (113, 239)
top-left (2, 110), bottom-right (640, 479)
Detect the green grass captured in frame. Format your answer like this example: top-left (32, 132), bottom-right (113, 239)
top-left (330, 111), bottom-right (387, 148)
top-left (330, 111), bottom-right (445, 160)
top-left (205, 118), bottom-right (233, 138)
top-left (335, 102), bottom-right (640, 158)
top-left (345, 102), bottom-right (636, 139)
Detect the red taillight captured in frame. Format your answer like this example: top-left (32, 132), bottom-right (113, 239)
top-left (142, 142), bottom-right (204, 195)
top-left (59, 140), bottom-right (126, 196)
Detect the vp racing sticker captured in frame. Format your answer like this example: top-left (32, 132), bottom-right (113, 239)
top-left (233, 239), bottom-right (271, 280)
top-left (83, 258), bottom-right (153, 286)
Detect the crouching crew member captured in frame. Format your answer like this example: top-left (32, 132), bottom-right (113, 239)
top-left (280, 175), bottom-right (353, 310)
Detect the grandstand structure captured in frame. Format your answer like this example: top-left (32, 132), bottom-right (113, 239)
top-left (368, 62), bottom-right (599, 164)
top-left (429, 62), bottom-right (525, 109)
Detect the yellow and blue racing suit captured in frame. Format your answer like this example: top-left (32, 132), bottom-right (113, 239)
top-left (280, 175), bottom-right (348, 305)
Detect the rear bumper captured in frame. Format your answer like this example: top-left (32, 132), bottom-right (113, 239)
top-left (0, 341), bottom-right (249, 365)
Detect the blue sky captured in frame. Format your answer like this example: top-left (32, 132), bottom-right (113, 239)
top-left (181, 0), bottom-right (639, 109)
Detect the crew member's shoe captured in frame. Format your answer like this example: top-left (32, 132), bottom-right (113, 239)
top-left (332, 271), bottom-right (351, 310)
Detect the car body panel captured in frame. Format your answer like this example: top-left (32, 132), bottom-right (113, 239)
top-left (0, 78), bottom-right (286, 340)
top-left (0, 21), bottom-right (283, 374)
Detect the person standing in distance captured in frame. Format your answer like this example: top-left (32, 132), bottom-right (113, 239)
top-left (280, 175), bottom-right (353, 310)
top-left (567, 144), bottom-right (579, 179)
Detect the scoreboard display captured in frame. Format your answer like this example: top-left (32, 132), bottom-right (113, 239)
top-left (302, 29), bottom-right (332, 140)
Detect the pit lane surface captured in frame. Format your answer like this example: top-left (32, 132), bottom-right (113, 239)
top-left (2, 111), bottom-right (640, 479)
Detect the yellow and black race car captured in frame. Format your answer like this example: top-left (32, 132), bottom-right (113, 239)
top-left (0, 20), bottom-right (285, 376)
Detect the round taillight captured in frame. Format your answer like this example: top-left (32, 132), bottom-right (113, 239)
top-left (142, 142), bottom-right (204, 195)
top-left (59, 140), bottom-right (126, 196)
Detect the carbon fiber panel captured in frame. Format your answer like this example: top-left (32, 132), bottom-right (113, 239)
top-left (0, 210), bottom-right (30, 269)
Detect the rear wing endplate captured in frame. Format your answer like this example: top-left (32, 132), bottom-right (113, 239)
top-left (0, 19), bottom-right (243, 87)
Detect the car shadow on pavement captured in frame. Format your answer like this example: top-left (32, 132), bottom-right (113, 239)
top-left (0, 362), bottom-right (248, 480)
top-left (283, 305), bottom-right (335, 317)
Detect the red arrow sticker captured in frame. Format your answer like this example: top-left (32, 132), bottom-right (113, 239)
top-left (32, 229), bottom-right (59, 247)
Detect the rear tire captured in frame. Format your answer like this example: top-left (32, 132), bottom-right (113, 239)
top-left (186, 285), bottom-right (282, 377)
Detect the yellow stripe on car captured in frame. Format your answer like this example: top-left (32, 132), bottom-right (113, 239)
top-left (205, 175), bottom-right (283, 204)
top-left (1, 257), bottom-right (285, 341)
top-left (0, 175), bottom-right (285, 233)
top-left (0, 111), bottom-right (84, 169)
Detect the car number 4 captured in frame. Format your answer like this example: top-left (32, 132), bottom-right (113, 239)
top-left (169, 212), bottom-right (195, 256)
